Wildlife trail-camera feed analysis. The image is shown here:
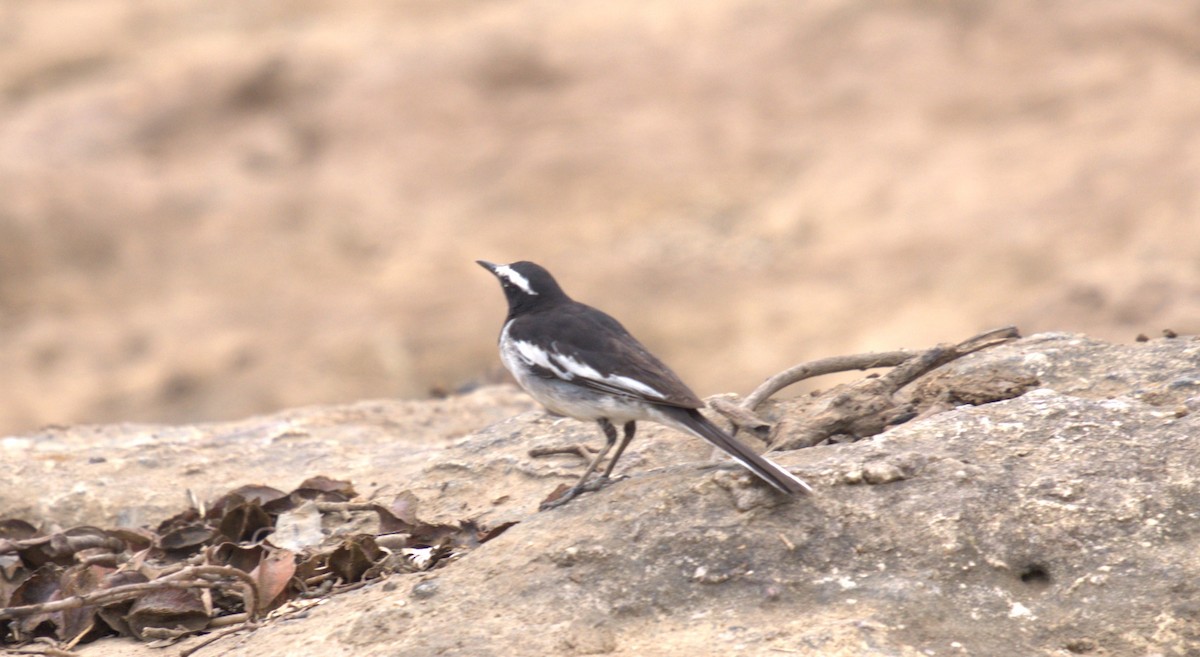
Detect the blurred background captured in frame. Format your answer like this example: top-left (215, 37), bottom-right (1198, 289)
top-left (1, 0), bottom-right (1198, 436)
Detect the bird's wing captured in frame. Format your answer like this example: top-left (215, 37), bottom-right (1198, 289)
top-left (506, 303), bottom-right (704, 409)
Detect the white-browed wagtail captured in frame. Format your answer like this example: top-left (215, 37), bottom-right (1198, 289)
top-left (478, 260), bottom-right (812, 509)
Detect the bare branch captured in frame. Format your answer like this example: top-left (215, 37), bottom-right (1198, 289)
top-left (1, 581), bottom-right (216, 620)
top-left (742, 326), bottom-right (1020, 412)
top-left (173, 565), bottom-right (261, 620)
top-left (0, 565), bottom-right (260, 623)
top-left (313, 502), bottom-right (379, 513)
top-left (528, 445), bottom-right (597, 460)
top-left (708, 397), bottom-right (772, 439)
top-left (745, 326), bottom-right (1022, 451)
top-left (177, 620), bottom-right (259, 657)
top-left (742, 351), bottom-right (918, 412)
top-left (874, 326), bottom-right (1021, 393)
top-left (10, 637), bottom-right (81, 657)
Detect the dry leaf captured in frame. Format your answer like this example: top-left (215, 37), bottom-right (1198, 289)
top-left (209, 542), bottom-right (264, 573)
top-left (0, 554), bottom-right (31, 609)
top-left (328, 536), bottom-right (383, 583)
top-left (57, 564), bottom-right (114, 643)
top-left (251, 547), bottom-right (297, 610)
top-left (158, 524), bottom-right (214, 553)
top-left (95, 571), bottom-right (149, 637)
top-left (1, 474), bottom-right (508, 651)
top-left (295, 476), bottom-right (356, 499)
top-left (7, 564), bottom-right (63, 639)
top-left (0, 519), bottom-right (38, 542)
top-left (216, 501), bottom-right (272, 544)
top-left (227, 485), bottom-right (289, 507)
top-left (125, 588), bottom-right (209, 640)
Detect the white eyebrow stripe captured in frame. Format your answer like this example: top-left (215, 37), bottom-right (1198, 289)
top-left (495, 265), bottom-right (537, 295)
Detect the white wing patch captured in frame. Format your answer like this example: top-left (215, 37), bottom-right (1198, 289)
top-left (548, 352), bottom-right (602, 380)
top-left (514, 340), bottom-right (566, 377)
top-left (606, 374), bottom-right (666, 399)
top-left (513, 340), bottom-right (666, 400)
top-left (495, 265), bottom-right (537, 295)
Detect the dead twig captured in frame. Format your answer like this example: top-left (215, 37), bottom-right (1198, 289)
top-left (741, 350), bottom-right (918, 413)
top-left (177, 621), bottom-right (260, 657)
top-left (76, 552), bottom-right (124, 568)
top-left (740, 326), bottom-right (1020, 414)
top-left (708, 397), bottom-right (772, 440)
top-left (302, 572), bottom-right (336, 588)
top-left (1, 581), bottom-right (219, 620)
top-left (712, 327), bottom-right (1021, 450)
top-left (0, 565), bottom-right (260, 623)
top-left (528, 444), bottom-right (597, 460)
top-left (206, 612), bottom-right (250, 628)
top-left (313, 502), bottom-right (378, 513)
top-left (10, 649), bottom-right (79, 657)
top-left (178, 598), bottom-right (327, 657)
top-left (182, 565), bottom-right (261, 621)
top-left (710, 351), bottom-right (915, 442)
top-left (10, 637), bottom-right (81, 657)
top-left (10, 649), bottom-right (79, 656)
top-left (0, 533), bottom-right (123, 557)
top-left (770, 326), bottom-right (1021, 449)
top-left (873, 326), bottom-right (1020, 393)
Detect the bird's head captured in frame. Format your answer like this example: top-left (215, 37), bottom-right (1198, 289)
top-left (477, 260), bottom-right (568, 314)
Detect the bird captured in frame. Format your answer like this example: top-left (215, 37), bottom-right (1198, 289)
top-left (477, 259), bottom-right (812, 509)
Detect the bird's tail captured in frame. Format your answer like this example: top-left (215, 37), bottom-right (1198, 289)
top-left (660, 407), bottom-right (812, 495)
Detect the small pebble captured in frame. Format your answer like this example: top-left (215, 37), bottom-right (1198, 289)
top-left (863, 461), bottom-right (906, 484)
top-left (412, 580), bottom-right (439, 599)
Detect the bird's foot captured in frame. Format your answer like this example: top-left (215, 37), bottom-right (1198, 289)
top-left (538, 486), bottom-right (582, 510)
top-left (538, 475), bottom-right (624, 511)
top-left (579, 474), bottom-right (625, 492)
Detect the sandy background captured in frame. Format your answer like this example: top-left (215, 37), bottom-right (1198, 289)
top-left (1, 0), bottom-right (1198, 436)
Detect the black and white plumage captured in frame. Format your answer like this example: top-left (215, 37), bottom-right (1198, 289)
top-left (478, 259), bottom-right (812, 508)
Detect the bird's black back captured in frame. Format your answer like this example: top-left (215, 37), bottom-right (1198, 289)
top-left (506, 300), bottom-right (705, 409)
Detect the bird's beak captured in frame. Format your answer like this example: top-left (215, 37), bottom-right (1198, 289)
top-left (476, 260), bottom-right (499, 275)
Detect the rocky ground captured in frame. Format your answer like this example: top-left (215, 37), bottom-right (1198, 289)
top-left (3, 332), bottom-right (1199, 656)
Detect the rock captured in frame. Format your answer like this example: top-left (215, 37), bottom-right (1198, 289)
top-left (411, 580), bottom-right (439, 599)
top-left (860, 460), bottom-right (906, 484)
top-left (1, 333), bottom-right (1196, 656)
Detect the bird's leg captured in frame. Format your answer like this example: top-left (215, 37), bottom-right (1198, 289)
top-left (540, 419), bottom-right (619, 510)
top-left (601, 421), bottom-right (637, 479)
